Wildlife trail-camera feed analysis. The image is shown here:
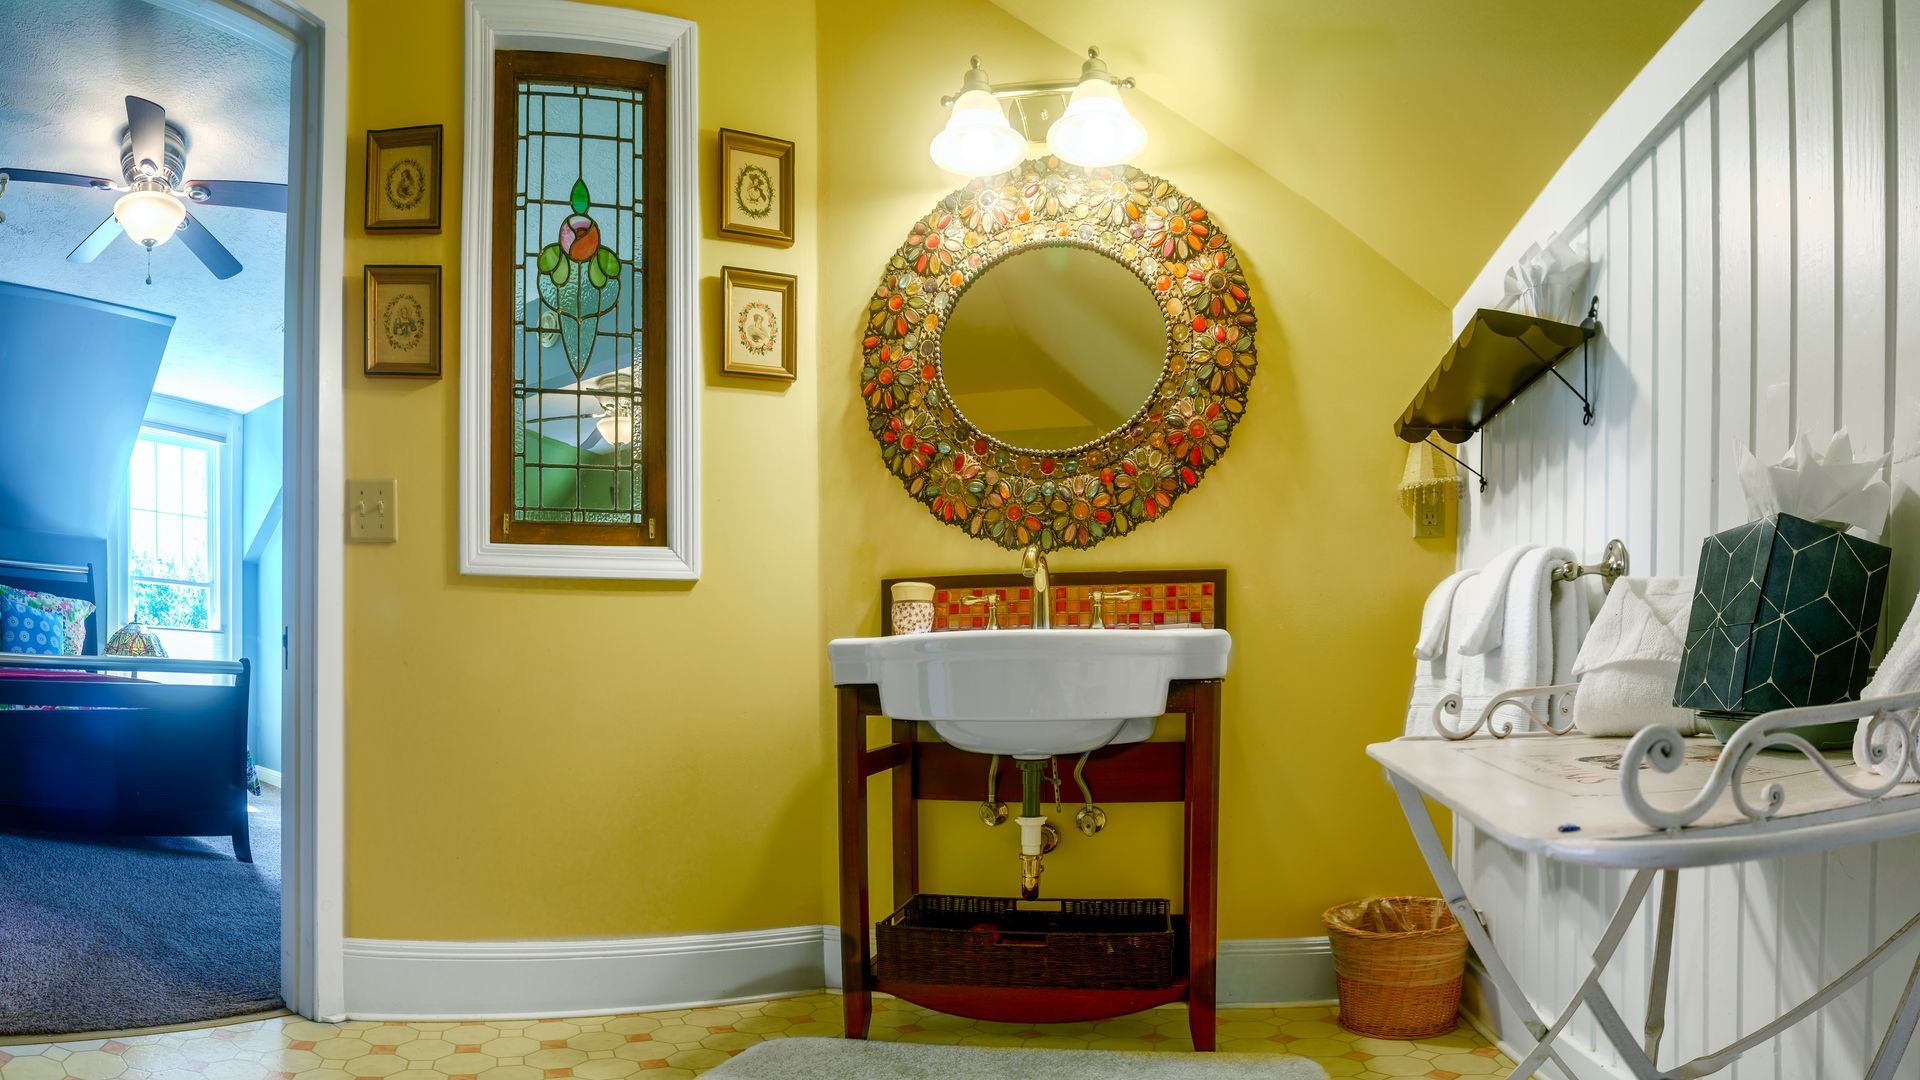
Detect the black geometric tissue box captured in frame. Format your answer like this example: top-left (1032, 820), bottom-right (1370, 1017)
top-left (1674, 513), bottom-right (1891, 717)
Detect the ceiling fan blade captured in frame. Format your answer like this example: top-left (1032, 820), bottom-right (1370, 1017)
top-left (1, 167), bottom-right (120, 190)
top-left (66, 214), bottom-right (123, 264)
top-left (183, 178), bottom-right (287, 214)
top-left (125, 96), bottom-right (167, 177)
top-left (177, 210), bottom-right (242, 279)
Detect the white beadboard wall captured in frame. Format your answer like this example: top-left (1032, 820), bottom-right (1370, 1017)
top-left (1453, 0), bottom-right (1920, 1075)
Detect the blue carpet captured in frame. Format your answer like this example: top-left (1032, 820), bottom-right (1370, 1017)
top-left (0, 786), bottom-right (280, 1035)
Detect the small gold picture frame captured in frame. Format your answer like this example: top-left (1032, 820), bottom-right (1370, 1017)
top-left (364, 265), bottom-right (442, 378)
top-left (720, 266), bottom-right (796, 381)
top-left (717, 129), bottom-right (794, 247)
top-left (365, 125), bottom-right (443, 233)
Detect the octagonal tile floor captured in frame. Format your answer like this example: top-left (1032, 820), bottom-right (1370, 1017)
top-left (0, 998), bottom-right (1521, 1080)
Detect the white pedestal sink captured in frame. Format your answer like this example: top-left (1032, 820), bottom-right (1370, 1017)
top-left (828, 628), bottom-right (1231, 758)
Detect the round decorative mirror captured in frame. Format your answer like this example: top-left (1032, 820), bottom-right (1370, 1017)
top-left (939, 246), bottom-right (1169, 453)
top-left (861, 158), bottom-right (1258, 551)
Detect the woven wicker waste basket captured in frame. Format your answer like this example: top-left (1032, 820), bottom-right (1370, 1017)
top-left (1323, 896), bottom-right (1467, 1039)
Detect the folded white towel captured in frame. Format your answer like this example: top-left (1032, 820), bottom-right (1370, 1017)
top-left (1571, 577), bottom-right (1699, 736)
top-left (1502, 547), bottom-right (1589, 724)
top-left (1415, 569), bottom-right (1478, 661)
top-left (1457, 545), bottom-right (1571, 729)
top-left (1457, 545), bottom-right (1538, 656)
top-left (1853, 600), bottom-right (1920, 782)
top-left (1406, 569), bottom-right (1478, 736)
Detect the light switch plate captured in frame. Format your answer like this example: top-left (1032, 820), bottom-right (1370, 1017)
top-left (1413, 497), bottom-right (1447, 539)
top-left (348, 479), bottom-right (397, 543)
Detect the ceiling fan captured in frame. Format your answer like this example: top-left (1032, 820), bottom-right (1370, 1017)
top-left (0, 95), bottom-right (286, 282)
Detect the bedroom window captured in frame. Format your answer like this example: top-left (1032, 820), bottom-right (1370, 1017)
top-left (128, 429), bottom-right (220, 640)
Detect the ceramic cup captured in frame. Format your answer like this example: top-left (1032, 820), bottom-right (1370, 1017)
top-left (890, 581), bottom-right (936, 635)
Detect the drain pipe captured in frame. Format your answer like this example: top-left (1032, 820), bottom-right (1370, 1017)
top-left (1016, 759), bottom-right (1048, 899)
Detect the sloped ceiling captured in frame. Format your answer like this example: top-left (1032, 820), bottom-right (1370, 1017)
top-left (0, 0), bottom-right (289, 412)
top-left (987, 0), bottom-right (1699, 304)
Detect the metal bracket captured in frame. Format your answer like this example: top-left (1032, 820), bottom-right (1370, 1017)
top-left (1423, 436), bottom-right (1486, 492)
top-left (1529, 295), bottom-right (1602, 426)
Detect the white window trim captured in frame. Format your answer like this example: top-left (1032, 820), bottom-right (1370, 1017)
top-left (109, 395), bottom-right (245, 658)
top-left (457, 0), bottom-right (700, 580)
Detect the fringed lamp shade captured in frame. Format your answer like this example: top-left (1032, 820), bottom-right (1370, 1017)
top-left (105, 621), bottom-right (167, 657)
top-left (1399, 441), bottom-right (1459, 511)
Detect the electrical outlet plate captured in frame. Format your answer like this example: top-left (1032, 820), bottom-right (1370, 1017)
top-left (348, 479), bottom-right (397, 543)
top-left (1413, 498), bottom-right (1447, 539)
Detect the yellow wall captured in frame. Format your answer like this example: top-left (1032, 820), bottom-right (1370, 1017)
top-left (343, 0), bottom-right (825, 939)
top-left (813, 0), bottom-right (1455, 939)
top-left (344, 0), bottom-right (1453, 944)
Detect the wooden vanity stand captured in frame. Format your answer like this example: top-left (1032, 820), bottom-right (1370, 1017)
top-left (836, 571), bottom-right (1225, 1051)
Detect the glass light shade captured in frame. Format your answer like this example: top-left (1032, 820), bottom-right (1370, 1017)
top-left (1046, 77), bottom-right (1147, 168)
top-left (588, 372), bottom-right (635, 448)
top-left (114, 189), bottom-right (186, 247)
top-left (929, 89), bottom-right (1026, 177)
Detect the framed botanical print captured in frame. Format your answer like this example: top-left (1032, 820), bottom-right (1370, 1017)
top-left (365, 125), bottom-right (442, 232)
top-left (489, 50), bottom-right (668, 547)
top-left (717, 129), bottom-right (793, 247)
top-left (364, 264), bottom-right (441, 377)
top-left (720, 266), bottom-right (796, 381)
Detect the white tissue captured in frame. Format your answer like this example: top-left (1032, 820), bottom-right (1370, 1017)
top-left (1497, 232), bottom-right (1591, 324)
top-left (1735, 430), bottom-right (1891, 543)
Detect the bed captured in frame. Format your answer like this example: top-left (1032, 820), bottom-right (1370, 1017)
top-left (0, 526), bottom-right (255, 861)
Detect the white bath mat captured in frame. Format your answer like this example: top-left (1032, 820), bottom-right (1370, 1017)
top-left (703, 1037), bottom-right (1330, 1079)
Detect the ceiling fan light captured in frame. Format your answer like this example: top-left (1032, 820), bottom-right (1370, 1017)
top-left (929, 89), bottom-right (1027, 178)
top-left (114, 189), bottom-right (185, 248)
top-left (1046, 77), bottom-right (1147, 168)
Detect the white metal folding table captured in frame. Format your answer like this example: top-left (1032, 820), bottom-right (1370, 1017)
top-left (1373, 688), bottom-right (1920, 1080)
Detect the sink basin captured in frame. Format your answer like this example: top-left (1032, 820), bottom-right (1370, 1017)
top-left (828, 628), bottom-right (1231, 757)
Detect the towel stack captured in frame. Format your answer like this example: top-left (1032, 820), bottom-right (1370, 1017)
top-left (1404, 544), bottom-right (1591, 737)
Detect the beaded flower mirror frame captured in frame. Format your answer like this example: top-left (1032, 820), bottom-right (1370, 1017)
top-left (860, 158), bottom-right (1258, 551)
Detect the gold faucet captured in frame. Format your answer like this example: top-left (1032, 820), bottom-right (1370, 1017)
top-left (1022, 543), bottom-right (1052, 628)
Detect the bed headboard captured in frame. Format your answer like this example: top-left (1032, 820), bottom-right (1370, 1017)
top-left (0, 526), bottom-right (107, 654)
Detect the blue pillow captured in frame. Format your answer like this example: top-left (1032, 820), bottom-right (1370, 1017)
top-left (1, 593), bottom-right (68, 655)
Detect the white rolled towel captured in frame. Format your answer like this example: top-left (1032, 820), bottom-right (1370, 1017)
top-left (1571, 577), bottom-right (1702, 737)
top-left (1853, 601), bottom-right (1920, 783)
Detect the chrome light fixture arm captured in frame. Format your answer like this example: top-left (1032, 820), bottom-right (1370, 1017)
top-left (939, 49), bottom-right (1135, 108)
top-left (1619, 690), bottom-right (1920, 831)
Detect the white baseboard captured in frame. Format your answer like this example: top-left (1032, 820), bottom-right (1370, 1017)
top-left (343, 927), bottom-right (1333, 1020)
top-left (254, 765), bottom-right (282, 789)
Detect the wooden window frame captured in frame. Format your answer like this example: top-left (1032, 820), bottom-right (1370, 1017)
top-left (489, 50), bottom-right (668, 548)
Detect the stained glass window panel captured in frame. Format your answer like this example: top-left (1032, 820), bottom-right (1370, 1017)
top-left (510, 73), bottom-right (645, 527)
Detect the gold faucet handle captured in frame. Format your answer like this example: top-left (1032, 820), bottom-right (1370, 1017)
top-left (1089, 588), bottom-right (1139, 629)
top-left (960, 593), bottom-right (1001, 629)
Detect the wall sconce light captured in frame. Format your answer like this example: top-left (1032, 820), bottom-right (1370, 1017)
top-left (930, 47), bottom-right (1144, 178)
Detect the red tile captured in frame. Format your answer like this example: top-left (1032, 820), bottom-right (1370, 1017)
top-left (102, 1044), bottom-right (128, 1056)
top-left (706, 1026), bottom-right (733, 1034)
top-left (288, 1043), bottom-right (315, 1052)
top-left (537, 1041), bottom-right (565, 1049)
top-left (457, 1045), bottom-right (483, 1053)
top-left (0, 1054), bottom-right (12, 1066)
top-left (898, 1024), bottom-right (922, 1034)
top-left (626, 1034), bottom-right (652, 1043)
top-left (544, 1071), bottom-right (572, 1078)
top-left (1141, 1033), bottom-right (1169, 1044)
top-left (371, 1047), bottom-right (396, 1054)
top-left (1343, 1050), bottom-right (1373, 1061)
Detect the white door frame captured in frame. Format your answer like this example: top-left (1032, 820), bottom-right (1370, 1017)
top-left (159, 0), bottom-right (349, 1020)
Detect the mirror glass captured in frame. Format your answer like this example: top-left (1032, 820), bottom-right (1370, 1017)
top-left (939, 247), bottom-right (1168, 451)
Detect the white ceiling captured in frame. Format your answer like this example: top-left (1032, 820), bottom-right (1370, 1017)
top-left (0, 0), bottom-right (290, 413)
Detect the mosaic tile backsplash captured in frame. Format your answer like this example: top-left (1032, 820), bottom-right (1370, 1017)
top-left (929, 582), bottom-right (1217, 632)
